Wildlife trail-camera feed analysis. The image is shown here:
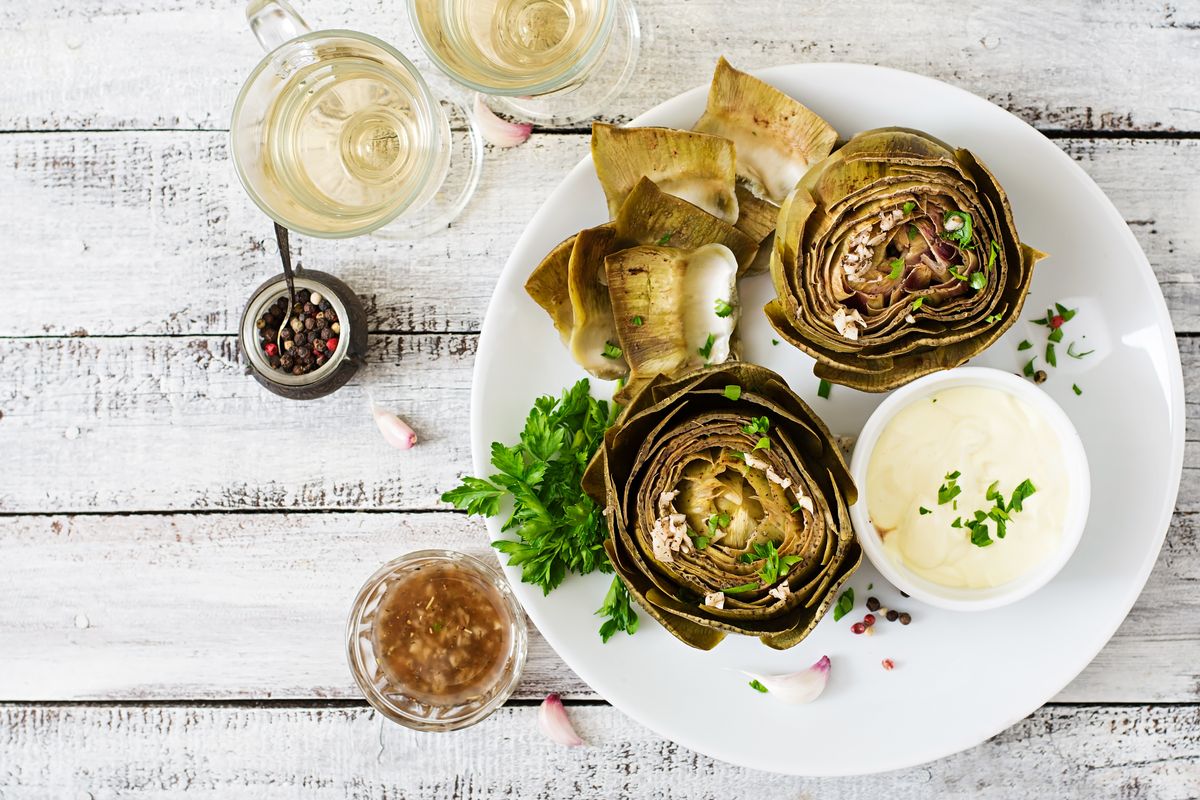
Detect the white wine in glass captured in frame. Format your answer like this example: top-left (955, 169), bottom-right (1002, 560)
top-left (408, 0), bottom-right (640, 124)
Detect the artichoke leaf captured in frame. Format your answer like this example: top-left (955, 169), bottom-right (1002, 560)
top-left (567, 226), bottom-right (627, 380)
top-left (523, 233), bottom-right (578, 345)
top-left (694, 56), bottom-right (838, 204)
top-left (592, 122), bottom-right (739, 224)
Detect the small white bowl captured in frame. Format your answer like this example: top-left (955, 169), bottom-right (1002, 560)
top-left (848, 367), bottom-right (1091, 611)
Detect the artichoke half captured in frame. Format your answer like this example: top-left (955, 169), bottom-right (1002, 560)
top-left (525, 177), bottom-right (757, 381)
top-left (768, 127), bottom-right (1046, 392)
top-left (583, 363), bottom-right (860, 650)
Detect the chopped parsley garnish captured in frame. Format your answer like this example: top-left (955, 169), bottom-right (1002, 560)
top-left (1055, 302), bottom-right (1077, 322)
top-left (597, 576), bottom-right (640, 642)
top-left (724, 384), bottom-right (742, 401)
top-left (724, 581), bottom-right (759, 594)
top-left (697, 333), bottom-right (716, 360)
top-left (942, 210), bottom-right (974, 249)
top-left (817, 379), bottom-right (832, 399)
top-left (742, 416), bottom-right (770, 435)
top-left (1067, 341), bottom-right (1094, 359)
top-left (707, 512), bottom-right (732, 537)
top-left (1049, 327), bottom-right (1064, 344)
top-left (908, 224), bottom-right (920, 241)
top-left (690, 532), bottom-right (710, 550)
top-left (632, 315), bottom-right (644, 326)
top-left (937, 470), bottom-right (962, 505)
top-left (1073, 383), bottom-right (1083, 395)
top-left (969, 524), bottom-right (994, 547)
top-left (771, 338), bottom-right (780, 346)
top-left (601, 341), bottom-right (622, 359)
top-left (960, 478), bottom-right (1037, 547)
top-left (948, 266), bottom-right (968, 282)
top-left (1018, 340), bottom-right (1033, 351)
top-left (657, 232), bottom-right (672, 245)
top-left (902, 201), bottom-right (916, 214)
top-left (911, 297), bottom-right (925, 311)
top-left (749, 679), bottom-right (768, 693)
top-left (918, 506), bottom-right (931, 515)
top-left (1046, 342), bottom-right (1057, 367)
top-left (969, 270), bottom-right (988, 291)
top-left (951, 516), bottom-right (963, 528)
top-left (744, 540), bottom-right (801, 585)
top-left (832, 587), bottom-right (855, 621)
top-left (442, 380), bottom-right (634, 642)
top-left (889, 259), bottom-right (905, 280)
top-left (987, 240), bottom-right (1000, 271)
top-left (714, 298), bottom-right (734, 318)
top-left (1023, 357), bottom-right (1037, 378)
top-left (984, 313), bottom-right (1002, 324)
top-left (754, 436), bottom-right (771, 451)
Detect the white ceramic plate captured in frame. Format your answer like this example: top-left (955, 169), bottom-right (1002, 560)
top-left (470, 64), bottom-right (1185, 775)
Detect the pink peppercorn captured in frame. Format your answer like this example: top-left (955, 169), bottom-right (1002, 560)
top-left (882, 658), bottom-right (895, 671)
top-left (851, 622), bottom-right (866, 635)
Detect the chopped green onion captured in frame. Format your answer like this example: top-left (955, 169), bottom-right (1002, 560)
top-left (1067, 341), bottom-right (1094, 359)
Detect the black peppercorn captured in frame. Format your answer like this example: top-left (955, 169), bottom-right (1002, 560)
top-left (280, 328), bottom-right (293, 341)
top-left (291, 365), bottom-right (304, 376)
top-left (319, 326), bottom-right (332, 339)
top-left (263, 328), bottom-right (277, 341)
top-left (294, 332), bottom-right (306, 346)
top-left (312, 338), bottom-right (325, 353)
top-left (885, 609), bottom-right (899, 622)
top-left (280, 355), bottom-right (294, 369)
top-left (319, 300), bottom-right (331, 311)
top-left (298, 288), bottom-right (311, 302)
top-left (326, 309), bottom-right (338, 322)
top-left (315, 354), bottom-right (326, 367)
top-left (302, 302), bottom-right (315, 314)
top-left (898, 612), bottom-right (912, 625)
top-left (304, 317), bottom-right (315, 330)
top-left (866, 596), bottom-right (880, 612)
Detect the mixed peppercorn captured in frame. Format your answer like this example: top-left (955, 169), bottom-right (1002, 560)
top-left (255, 287), bottom-right (341, 376)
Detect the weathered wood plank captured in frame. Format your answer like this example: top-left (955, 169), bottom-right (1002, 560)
top-left (0, 703), bottom-right (1196, 796)
top-left (0, 510), bottom-right (1195, 703)
top-left (2, 0), bottom-right (1199, 133)
top-left (5, 133), bottom-right (1198, 335)
top-left (0, 333), bottom-right (1195, 514)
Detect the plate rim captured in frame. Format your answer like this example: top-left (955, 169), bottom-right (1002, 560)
top-left (469, 62), bottom-right (1186, 775)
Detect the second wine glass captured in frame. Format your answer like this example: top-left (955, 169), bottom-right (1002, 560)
top-left (407, 0), bottom-right (640, 125)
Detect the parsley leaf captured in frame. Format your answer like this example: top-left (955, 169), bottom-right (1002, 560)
top-left (602, 341), bottom-right (622, 359)
top-left (902, 201), bottom-right (916, 214)
top-left (632, 315), bottom-right (644, 326)
top-left (657, 232), bottom-right (672, 245)
top-left (912, 297), bottom-right (925, 311)
top-left (833, 587), bottom-right (855, 621)
top-left (1046, 342), bottom-right (1058, 367)
top-left (817, 379), bottom-right (832, 399)
top-left (596, 576), bottom-right (639, 643)
top-left (889, 259), bottom-right (905, 280)
top-left (697, 333), bottom-right (716, 360)
top-left (724, 384), bottom-right (742, 401)
top-left (1018, 340), bottom-right (1033, 351)
top-left (969, 270), bottom-right (988, 290)
top-left (714, 298), bottom-right (734, 318)
top-left (942, 210), bottom-right (974, 249)
top-left (749, 679), bottom-right (768, 693)
top-left (742, 416), bottom-right (770, 435)
top-left (1073, 383), bottom-right (1083, 395)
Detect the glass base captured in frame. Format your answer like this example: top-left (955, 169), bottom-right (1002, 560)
top-left (489, 0), bottom-right (642, 126)
top-left (373, 97), bottom-right (483, 240)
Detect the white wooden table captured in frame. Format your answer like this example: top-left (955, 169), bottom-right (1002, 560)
top-left (2, 1), bottom-right (1198, 796)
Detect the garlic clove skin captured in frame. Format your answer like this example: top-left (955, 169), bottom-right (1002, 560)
top-left (371, 403), bottom-right (417, 450)
top-left (473, 94), bottom-right (533, 148)
top-left (742, 655), bottom-right (831, 704)
top-left (538, 692), bottom-right (584, 747)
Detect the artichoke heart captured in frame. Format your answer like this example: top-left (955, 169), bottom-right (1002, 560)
top-left (592, 122), bottom-right (739, 224)
top-left (695, 57), bottom-right (838, 205)
top-left (615, 177), bottom-right (760, 274)
top-left (583, 363), bottom-right (860, 651)
top-left (567, 225), bottom-right (627, 380)
top-left (605, 243), bottom-right (739, 401)
top-left (767, 127), bottom-right (1047, 392)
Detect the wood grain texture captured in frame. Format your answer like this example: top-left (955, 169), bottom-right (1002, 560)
top-left (0, 333), bottom-right (1195, 514)
top-left (5, 133), bottom-right (1199, 336)
top-left (0, 510), bottom-right (1195, 703)
top-left (1, 703), bottom-right (1197, 797)
top-left (2, 0), bottom-right (1199, 133)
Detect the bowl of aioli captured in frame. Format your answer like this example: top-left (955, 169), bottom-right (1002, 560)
top-left (849, 367), bottom-right (1090, 611)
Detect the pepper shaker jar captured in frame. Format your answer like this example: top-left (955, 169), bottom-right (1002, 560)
top-left (239, 268), bottom-right (368, 399)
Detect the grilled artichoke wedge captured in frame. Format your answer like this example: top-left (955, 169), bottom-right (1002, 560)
top-left (582, 363), bottom-right (860, 651)
top-left (567, 226), bottom-right (626, 379)
top-left (695, 56), bottom-right (838, 205)
top-left (592, 123), bottom-right (739, 224)
top-left (605, 243), bottom-right (740, 402)
top-left (524, 233), bottom-right (579, 346)
top-left (768, 127), bottom-right (1046, 392)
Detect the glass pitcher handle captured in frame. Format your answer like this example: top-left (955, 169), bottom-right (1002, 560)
top-left (246, 0), bottom-right (311, 52)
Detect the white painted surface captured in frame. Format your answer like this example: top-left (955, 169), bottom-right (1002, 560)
top-left (1, 0), bottom-right (1197, 790)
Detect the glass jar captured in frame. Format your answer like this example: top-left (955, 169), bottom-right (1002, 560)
top-left (238, 268), bottom-right (368, 399)
top-left (346, 550), bottom-right (528, 731)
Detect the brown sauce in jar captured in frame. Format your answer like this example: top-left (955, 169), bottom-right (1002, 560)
top-left (373, 562), bottom-right (514, 706)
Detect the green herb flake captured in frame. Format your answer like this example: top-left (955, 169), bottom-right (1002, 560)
top-left (918, 506), bottom-right (932, 515)
top-left (771, 338), bottom-right (780, 346)
top-left (889, 259), bottom-right (905, 280)
top-left (986, 480), bottom-right (1001, 501)
top-left (602, 341), bottom-right (623, 359)
top-left (817, 379), bottom-right (832, 399)
top-left (1067, 341), bottom-right (1095, 359)
top-left (754, 436), bottom-right (771, 451)
top-left (1046, 342), bottom-right (1058, 367)
top-left (714, 298), bottom-right (734, 318)
top-left (912, 297), bottom-right (925, 311)
top-left (969, 270), bottom-right (988, 291)
top-left (867, 583), bottom-right (874, 591)
top-left (748, 679), bottom-right (769, 694)
top-left (987, 240), bottom-right (1000, 271)
top-left (902, 201), bottom-right (916, 214)
top-left (948, 266), bottom-right (968, 282)
top-left (942, 210), bottom-right (974, 249)
top-left (1055, 302), bottom-right (1077, 322)
top-left (1049, 327), bottom-right (1064, 344)
top-left (908, 224), bottom-right (920, 241)
top-left (832, 587), bottom-right (855, 621)
top-left (724, 384), bottom-right (742, 401)
top-left (724, 581), bottom-right (760, 595)
top-left (969, 524), bottom-right (993, 547)
top-left (1018, 340), bottom-right (1033, 351)
top-left (432, 621), bottom-right (444, 633)
top-left (951, 517), bottom-right (963, 528)
top-left (742, 416), bottom-right (770, 435)
top-left (596, 576), bottom-right (639, 642)
top-left (1023, 357), bottom-right (1037, 377)
top-left (632, 315), bottom-right (644, 326)
top-left (1073, 383), bottom-right (1083, 396)
top-left (657, 232), bottom-right (672, 245)
top-left (697, 333), bottom-right (716, 360)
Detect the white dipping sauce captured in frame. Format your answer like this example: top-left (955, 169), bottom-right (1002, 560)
top-left (866, 386), bottom-right (1070, 588)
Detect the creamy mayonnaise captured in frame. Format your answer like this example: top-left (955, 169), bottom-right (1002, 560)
top-left (866, 386), bottom-right (1070, 588)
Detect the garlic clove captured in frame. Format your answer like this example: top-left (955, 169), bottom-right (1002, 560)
top-left (742, 655), bottom-right (831, 704)
top-left (473, 94), bottom-right (533, 148)
top-left (538, 692), bottom-right (584, 747)
top-left (371, 403), bottom-right (417, 450)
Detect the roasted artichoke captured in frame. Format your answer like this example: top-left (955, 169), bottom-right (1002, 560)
top-left (583, 363), bottom-right (860, 650)
top-left (767, 127), bottom-right (1046, 392)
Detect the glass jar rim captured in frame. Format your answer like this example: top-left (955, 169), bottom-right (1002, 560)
top-left (241, 275), bottom-right (351, 386)
top-left (229, 29), bottom-right (445, 239)
top-left (404, 0), bottom-right (617, 96)
top-left (345, 549), bottom-right (528, 731)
